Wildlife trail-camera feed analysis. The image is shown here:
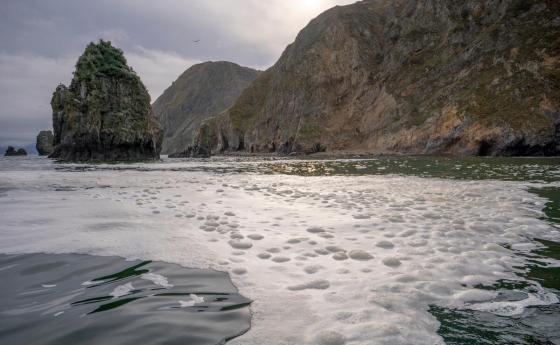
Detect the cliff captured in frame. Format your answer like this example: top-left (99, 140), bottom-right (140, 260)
top-left (50, 40), bottom-right (162, 161)
top-left (152, 61), bottom-right (259, 155)
top-left (196, 0), bottom-right (560, 156)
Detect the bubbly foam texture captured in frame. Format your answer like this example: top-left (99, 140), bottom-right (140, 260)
top-left (0, 164), bottom-right (559, 345)
top-left (141, 273), bottom-right (173, 288)
top-left (464, 291), bottom-right (559, 317)
top-left (110, 283), bottom-right (135, 298)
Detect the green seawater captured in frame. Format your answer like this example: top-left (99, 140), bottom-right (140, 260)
top-left (431, 183), bottom-right (560, 345)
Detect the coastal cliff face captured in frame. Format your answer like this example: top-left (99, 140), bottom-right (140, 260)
top-left (152, 61), bottom-right (259, 155)
top-left (36, 130), bottom-right (54, 156)
top-left (196, 0), bottom-right (560, 156)
top-left (50, 40), bottom-right (162, 161)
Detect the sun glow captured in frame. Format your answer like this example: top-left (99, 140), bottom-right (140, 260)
top-left (296, 0), bottom-right (323, 12)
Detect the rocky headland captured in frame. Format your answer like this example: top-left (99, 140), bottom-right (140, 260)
top-left (190, 0), bottom-right (559, 157)
top-left (36, 130), bottom-right (54, 156)
top-left (152, 61), bottom-right (259, 156)
top-left (49, 40), bottom-right (162, 161)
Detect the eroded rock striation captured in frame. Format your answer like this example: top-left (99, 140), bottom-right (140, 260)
top-left (50, 40), bottom-right (162, 161)
top-left (36, 130), bottom-right (54, 156)
top-left (152, 61), bottom-right (259, 156)
top-left (195, 0), bottom-right (560, 156)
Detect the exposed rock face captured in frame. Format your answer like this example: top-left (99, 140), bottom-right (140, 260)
top-left (152, 61), bottom-right (259, 155)
top-left (4, 147), bottom-right (27, 156)
top-left (50, 40), bottom-right (162, 161)
top-left (36, 130), bottom-right (54, 156)
top-left (196, 0), bottom-right (560, 156)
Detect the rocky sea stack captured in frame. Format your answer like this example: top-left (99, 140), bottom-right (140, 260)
top-left (36, 130), bottom-right (54, 156)
top-left (195, 0), bottom-right (560, 156)
top-left (50, 40), bottom-right (162, 161)
top-left (4, 147), bottom-right (27, 156)
top-left (153, 61), bottom-right (259, 156)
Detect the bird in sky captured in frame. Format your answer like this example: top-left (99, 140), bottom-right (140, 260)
top-left (193, 39), bottom-right (200, 43)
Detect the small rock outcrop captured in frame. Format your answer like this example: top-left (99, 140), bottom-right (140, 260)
top-left (36, 130), bottom-right (54, 156)
top-left (4, 147), bottom-right (27, 156)
top-left (195, 0), bottom-right (560, 157)
top-left (152, 61), bottom-right (259, 155)
top-left (50, 40), bottom-right (162, 161)
top-left (168, 145), bottom-right (211, 159)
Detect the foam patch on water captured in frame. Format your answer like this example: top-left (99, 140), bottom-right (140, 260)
top-left (464, 290), bottom-right (559, 316)
top-left (110, 283), bottom-right (134, 298)
top-left (179, 294), bottom-right (205, 308)
top-left (1, 160), bottom-right (559, 345)
top-left (141, 273), bottom-right (173, 288)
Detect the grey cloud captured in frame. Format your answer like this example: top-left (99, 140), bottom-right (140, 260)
top-left (0, 0), bottom-right (356, 148)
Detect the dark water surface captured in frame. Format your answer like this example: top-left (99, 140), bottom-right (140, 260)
top-left (2, 155), bottom-right (560, 182)
top-left (0, 253), bottom-right (251, 345)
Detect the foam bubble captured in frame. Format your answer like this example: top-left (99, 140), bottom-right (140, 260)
top-left (288, 280), bottom-right (330, 291)
top-left (348, 250), bottom-right (373, 261)
top-left (313, 331), bottom-right (346, 345)
top-left (382, 257), bottom-right (402, 268)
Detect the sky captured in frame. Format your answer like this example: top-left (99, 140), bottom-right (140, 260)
top-left (0, 0), bottom-right (356, 149)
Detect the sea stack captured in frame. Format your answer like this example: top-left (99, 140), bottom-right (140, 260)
top-left (50, 40), bottom-right (162, 161)
top-left (4, 147), bottom-right (27, 156)
top-left (36, 130), bottom-right (54, 156)
top-left (195, 0), bottom-right (560, 156)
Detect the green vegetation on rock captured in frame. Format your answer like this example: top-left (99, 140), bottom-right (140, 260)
top-left (73, 40), bottom-right (138, 83)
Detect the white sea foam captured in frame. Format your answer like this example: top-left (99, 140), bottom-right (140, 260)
top-left (464, 290), bottom-right (559, 316)
top-left (179, 294), bottom-right (205, 307)
top-left (0, 159), bottom-right (559, 344)
top-left (141, 273), bottom-right (173, 288)
top-left (110, 283), bottom-right (134, 298)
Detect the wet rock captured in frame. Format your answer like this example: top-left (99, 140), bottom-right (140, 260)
top-left (168, 145), bottom-right (211, 158)
top-left (4, 146), bottom-right (27, 156)
top-left (49, 40), bottom-right (162, 161)
top-left (36, 130), bottom-right (54, 156)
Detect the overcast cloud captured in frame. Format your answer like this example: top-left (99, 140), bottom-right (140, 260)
top-left (0, 0), bottom-right (355, 148)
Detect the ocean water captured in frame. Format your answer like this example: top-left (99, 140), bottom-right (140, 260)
top-left (0, 253), bottom-right (251, 345)
top-left (0, 155), bottom-right (559, 345)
